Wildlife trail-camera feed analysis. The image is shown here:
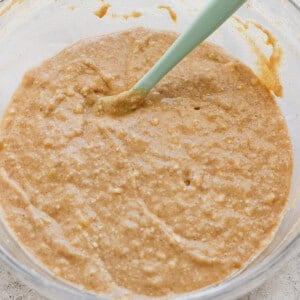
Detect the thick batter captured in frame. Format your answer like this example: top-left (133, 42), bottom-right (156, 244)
top-left (0, 28), bottom-right (293, 297)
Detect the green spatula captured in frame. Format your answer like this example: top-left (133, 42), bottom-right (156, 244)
top-left (96, 0), bottom-right (246, 114)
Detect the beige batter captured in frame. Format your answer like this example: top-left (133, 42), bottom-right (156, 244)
top-left (0, 28), bottom-right (293, 297)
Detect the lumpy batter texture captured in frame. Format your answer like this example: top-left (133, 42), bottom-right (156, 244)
top-left (0, 28), bottom-right (293, 297)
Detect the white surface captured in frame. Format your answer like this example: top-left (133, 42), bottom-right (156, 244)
top-left (0, 254), bottom-right (300, 299)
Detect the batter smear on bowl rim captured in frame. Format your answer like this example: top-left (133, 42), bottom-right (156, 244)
top-left (0, 28), bottom-right (293, 297)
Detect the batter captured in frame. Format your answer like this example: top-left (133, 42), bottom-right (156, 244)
top-left (0, 28), bottom-right (293, 297)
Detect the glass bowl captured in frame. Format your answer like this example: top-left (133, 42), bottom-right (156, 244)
top-left (0, 0), bottom-right (299, 299)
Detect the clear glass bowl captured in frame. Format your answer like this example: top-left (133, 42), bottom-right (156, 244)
top-left (0, 1), bottom-right (299, 299)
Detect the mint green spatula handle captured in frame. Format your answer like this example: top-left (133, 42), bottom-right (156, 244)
top-left (134, 0), bottom-right (246, 91)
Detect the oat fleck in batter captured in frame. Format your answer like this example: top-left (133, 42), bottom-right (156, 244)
top-left (0, 28), bottom-right (293, 297)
